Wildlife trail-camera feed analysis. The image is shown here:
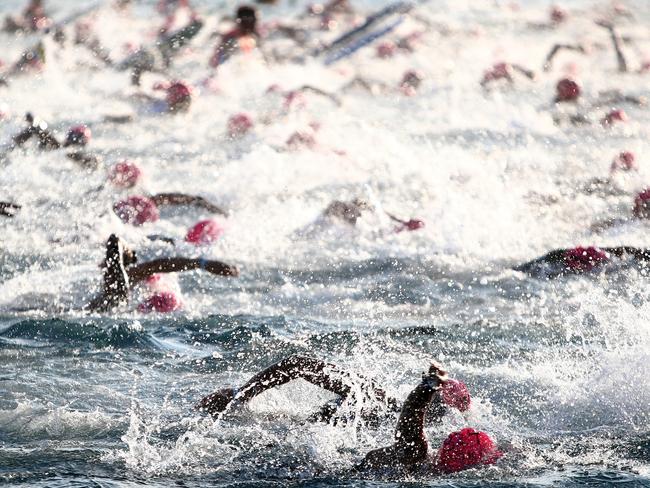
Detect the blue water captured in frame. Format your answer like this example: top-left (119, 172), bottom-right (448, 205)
top-left (2, 0), bottom-right (650, 486)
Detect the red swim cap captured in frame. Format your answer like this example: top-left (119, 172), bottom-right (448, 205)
top-left (166, 81), bottom-right (192, 112)
top-left (138, 291), bottom-right (180, 313)
top-left (108, 161), bottom-right (143, 188)
top-left (563, 246), bottom-right (609, 272)
top-left (482, 62), bottom-right (513, 84)
top-left (610, 151), bottom-right (636, 172)
top-left (185, 219), bottom-right (224, 245)
top-left (113, 196), bottom-right (159, 226)
top-left (437, 428), bottom-right (502, 474)
top-left (634, 189), bottom-right (650, 219)
top-left (441, 379), bottom-right (471, 412)
top-left (555, 78), bottom-right (580, 102)
top-left (65, 125), bottom-right (91, 146)
top-left (227, 113), bottom-right (254, 138)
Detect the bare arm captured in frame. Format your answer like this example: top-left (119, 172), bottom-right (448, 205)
top-left (149, 193), bottom-right (228, 216)
top-left (127, 257), bottom-right (239, 284)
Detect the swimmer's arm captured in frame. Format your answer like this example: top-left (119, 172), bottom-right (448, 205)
top-left (512, 64), bottom-right (536, 80)
top-left (596, 21), bottom-right (627, 73)
top-left (149, 193), bottom-right (228, 216)
top-left (37, 129), bottom-right (61, 150)
top-left (127, 257), bottom-right (239, 284)
top-left (297, 85), bottom-right (342, 106)
top-left (12, 127), bottom-right (36, 146)
top-left (392, 362), bottom-right (447, 464)
top-left (603, 246), bottom-right (650, 262)
top-left (542, 43), bottom-right (585, 71)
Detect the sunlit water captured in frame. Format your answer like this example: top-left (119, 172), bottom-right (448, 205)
top-left (1, 0), bottom-right (650, 486)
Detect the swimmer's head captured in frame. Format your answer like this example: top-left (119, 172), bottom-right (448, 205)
top-left (633, 189), bottom-right (650, 219)
top-left (138, 291), bottom-right (181, 313)
top-left (113, 196), bottom-right (159, 226)
top-left (400, 69), bottom-right (424, 90)
top-left (227, 112), bottom-right (254, 138)
top-left (437, 428), bottom-right (502, 473)
top-left (185, 219), bottom-right (224, 245)
top-left (563, 246), bottom-right (609, 272)
top-left (550, 5), bottom-right (568, 24)
top-left (64, 125), bottom-right (91, 147)
top-left (610, 151), bottom-right (637, 172)
top-left (286, 129), bottom-right (317, 150)
top-left (555, 78), bottom-right (580, 103)
top-left (376, 41), bottom-right (396, 59)
top-left (601, 109), bottom-right (627, 127)
top-left (441, 379), bottom-right (471, 412)
top-left (236, 5), bottom-right (257, 35)
top-left (108, 160), bottom-right (143, 188)
top-left (166, 81), bottom-right (192, 113)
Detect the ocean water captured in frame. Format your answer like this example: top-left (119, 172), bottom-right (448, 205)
top-left (1, 0), bottom-right (650, 486)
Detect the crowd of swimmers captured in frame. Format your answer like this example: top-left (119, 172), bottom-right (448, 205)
top-left (1, 0), bottom-right (650, 477)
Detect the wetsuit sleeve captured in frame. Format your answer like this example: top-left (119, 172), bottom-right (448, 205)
top-left (127, 257), bottom-right (239, 284)
top-left (514, 249), bottom-right (567, 274)
top-left (149, 193), bottom-right (228, 215)
top-left (392, 375), bottom-right (443, 464)
top-left (12, 127), bottom-right (36, 146)
top-left (236, 355), bottom-right (383, 403)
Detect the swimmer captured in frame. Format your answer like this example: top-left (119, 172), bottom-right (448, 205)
top-left (118, 14), bottom-right (203, 85)
top-left (3, 0), bottom-right (51, 33)
top-left (196, 355), bottom-right (470, 426)
top-left (113, 193), bottom-right (227, 226)
top-left (357, 361), bottom-right (501, 474)
top-left (210, 6), bottom-right (260, 68)
top-left (10, 114), bottom-right (100, 168)
top-left (0, 202), bottom-right (21, 218)
top-left (87, 234), bottom-right (238, 312)
top-left (322, 198), bottom-right (424, 231)
top-left (591, 188), bottom-right (650, 231)
top-left (514, 246), bottom-right (650, 279)
top-left (129, 80), bottom-right (193, 114)
top-left (481, 62), bottom-right (536, 88)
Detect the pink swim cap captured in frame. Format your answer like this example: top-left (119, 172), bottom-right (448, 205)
top-left (113, 196), bottom-right (159, 226)
top-left (227, 113), bottom-right (254, 138)
top-left (550, 5), bottom-right (568, 24)
top-left (634, 189), bottom-right (650, 219)
top-left (376, 40), bottom-right (397, 59)
top-left (185, 219), bottom-right (224, 245)
top-left (610, 151), bottom-right (637, 172)
top-left (395, 218), bottom-right (425, 233)
top-left (166, 81), bottom-right (192, 112)
top-left (65, 125), bottom-right (91, 147)
top-left (555, 78), bottom-right (580, 102)
top-left (563, 246), bottom-right (609, 272)
top-left (602, 109), bottom-right (628, 127)
top-left (108, 161), bottom-right (143, 188)
top-left (138, 291), bottom-right (180, 313)
top-left (437, 428), bottom-right (502, 474)
top-left (482, 62), bottom-right (513, 84)
top-left (441, 379), bottom-right (471, 412)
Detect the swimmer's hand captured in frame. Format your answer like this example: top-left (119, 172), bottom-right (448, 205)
top-left (195, 388), bottom-right (238, 416)
top-left (422, 360), bottom-right (448, 388)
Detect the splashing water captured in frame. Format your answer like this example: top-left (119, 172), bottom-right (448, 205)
top-left (2, 0), bottom-right (650, 486)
